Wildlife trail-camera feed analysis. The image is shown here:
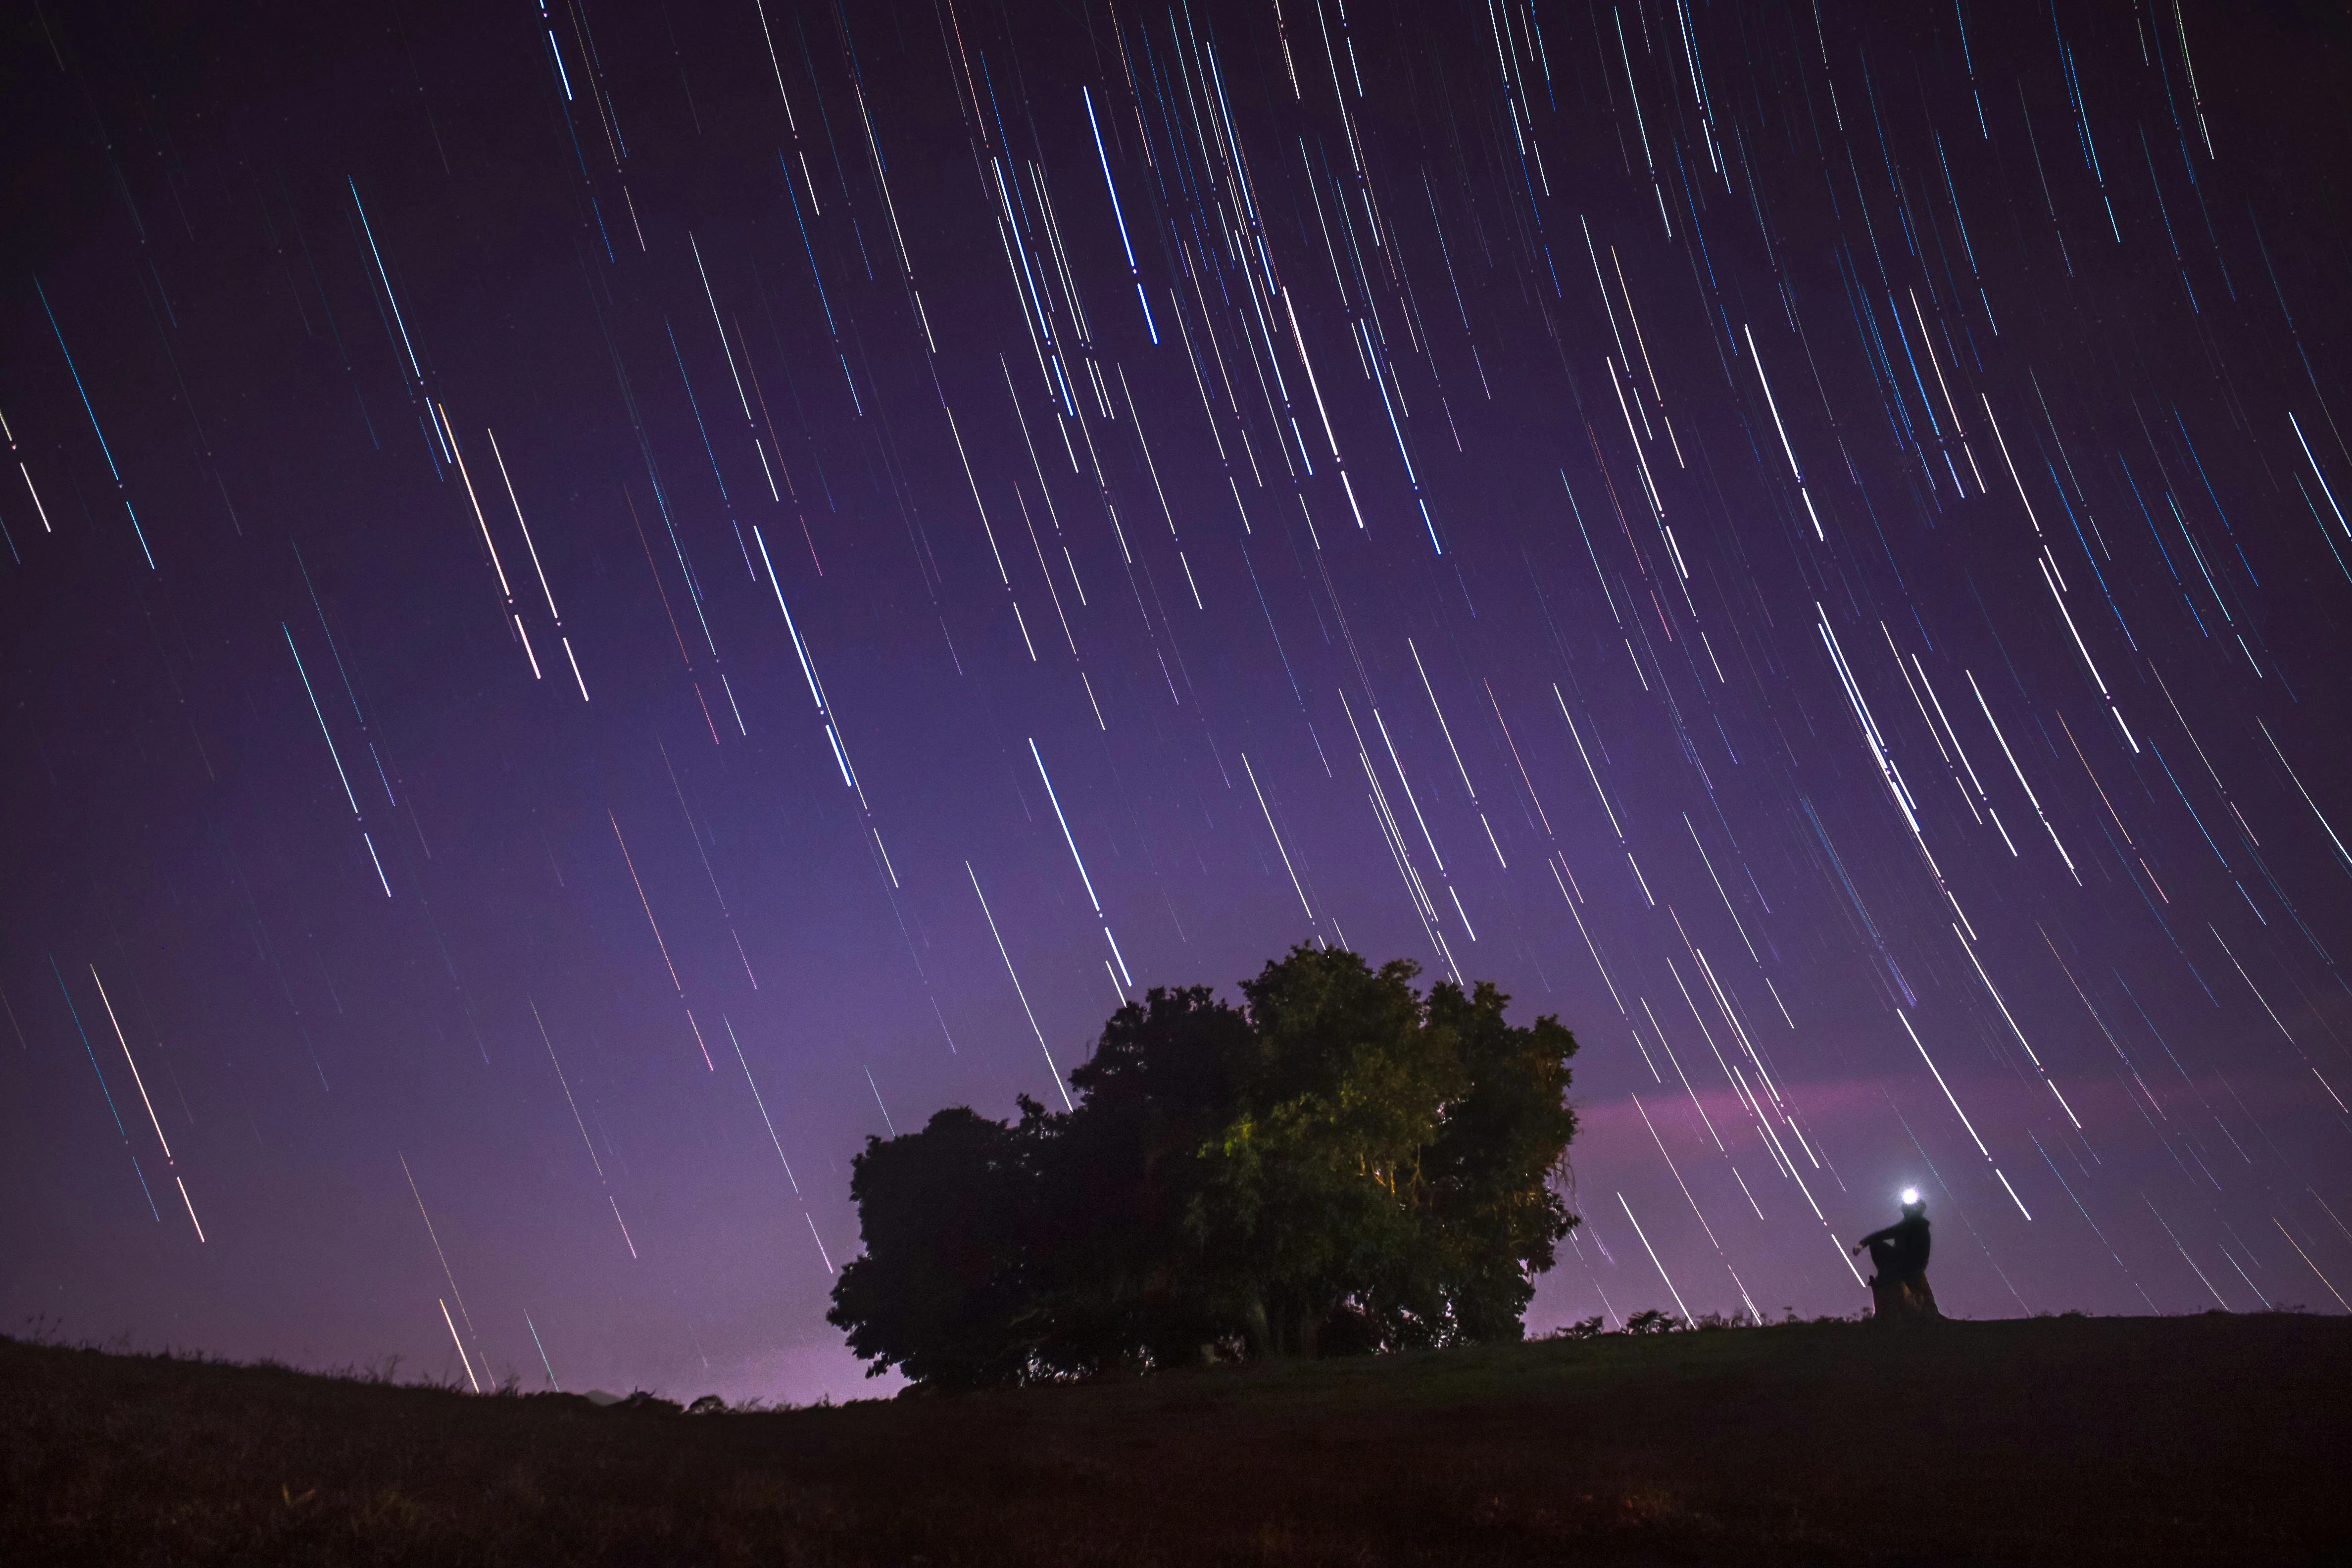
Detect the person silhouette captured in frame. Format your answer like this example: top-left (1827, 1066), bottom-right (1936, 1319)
top-left (1852, 1190), bottom-right (1933, 1314)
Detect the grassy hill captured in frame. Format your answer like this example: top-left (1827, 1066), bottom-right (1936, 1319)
top-left (5, 1312), bottom-right (2346, 1565)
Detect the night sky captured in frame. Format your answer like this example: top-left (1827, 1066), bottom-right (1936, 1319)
top-left (5, 0), bottom-right (2350, 1405)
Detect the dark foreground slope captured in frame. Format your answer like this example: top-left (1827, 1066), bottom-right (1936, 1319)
top-left (4, 1313), bottom-right (2346, 1566)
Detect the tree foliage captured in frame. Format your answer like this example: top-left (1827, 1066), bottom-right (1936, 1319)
top-left (828, 947), bottom-right (1580, 1386)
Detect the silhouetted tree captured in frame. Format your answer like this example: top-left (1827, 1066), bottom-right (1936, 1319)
top-left (828, 946), bottom-right (1579, 1386)
top-left (825, 1101), bottom-right (1057, 1387)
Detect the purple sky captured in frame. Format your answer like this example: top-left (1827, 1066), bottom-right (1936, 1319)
top-left (3, 0), bottom-right (2348, 1405)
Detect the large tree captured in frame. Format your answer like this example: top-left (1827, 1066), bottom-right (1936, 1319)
top-left (828, 947), bottom-right (1579, 1386)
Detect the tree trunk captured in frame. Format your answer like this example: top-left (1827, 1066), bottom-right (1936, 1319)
top-left (1242, 1294), bottom-right (1273, 1359)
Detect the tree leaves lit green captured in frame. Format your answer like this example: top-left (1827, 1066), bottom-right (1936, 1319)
top-left (829, 947), bottom-right (1580, 1387)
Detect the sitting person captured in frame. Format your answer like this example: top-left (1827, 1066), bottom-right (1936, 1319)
top-left (1852, 1190), bottom-right (1938, 1319)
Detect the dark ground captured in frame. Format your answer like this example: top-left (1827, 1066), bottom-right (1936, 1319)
top-left (4, 1312), bottom-right (2347, 1565)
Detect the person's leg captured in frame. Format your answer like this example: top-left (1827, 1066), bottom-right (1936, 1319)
top-left (1868, 1239), bottom-right (1900, 1280)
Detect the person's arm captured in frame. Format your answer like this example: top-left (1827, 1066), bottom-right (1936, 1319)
top-left (1852, 1223), bottom-right (1897, 1252)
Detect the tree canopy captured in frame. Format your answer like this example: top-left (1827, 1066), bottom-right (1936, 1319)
top-left (827, 946), bottom-right (1580, 1387)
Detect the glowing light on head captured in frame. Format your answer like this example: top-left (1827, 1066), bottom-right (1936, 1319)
top-left (1901, 1187), bottom-right (1921, 1205)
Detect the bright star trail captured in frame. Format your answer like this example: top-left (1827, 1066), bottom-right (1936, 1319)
top-left (1, 0), bottom-right (2346, 1402)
